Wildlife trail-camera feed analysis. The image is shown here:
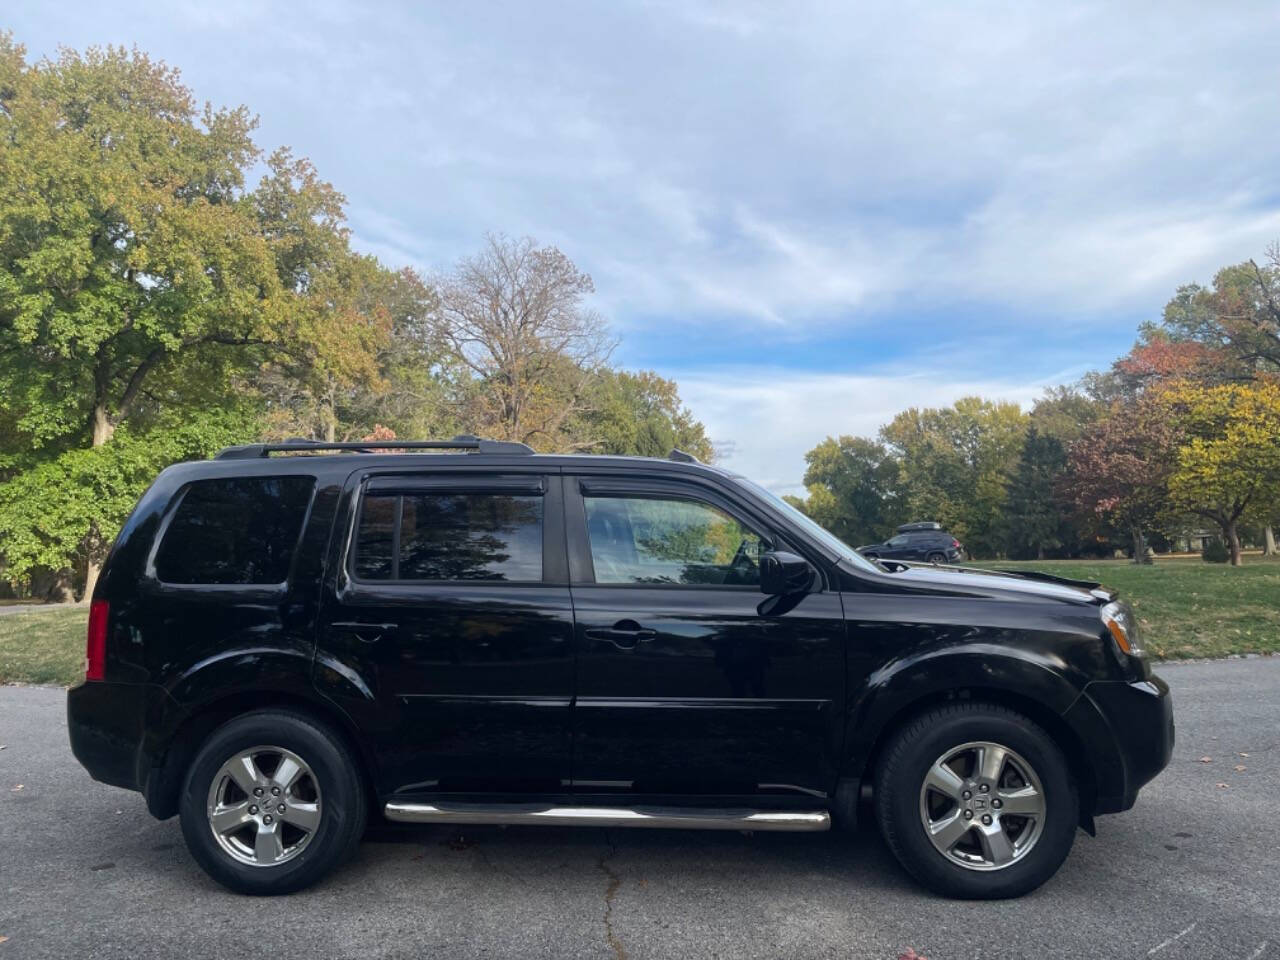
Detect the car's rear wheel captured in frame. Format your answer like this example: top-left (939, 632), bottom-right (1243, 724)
top-left (926, 551), bottom-right (947, 564)
top-left (179, 710), bottom-right (367, 895)
top-left (874, 702), bottom-right (1077, 898)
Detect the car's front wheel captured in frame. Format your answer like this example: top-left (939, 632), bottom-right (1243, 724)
top-left (875, 702), bottom-right (1078, 898)
top-left (178, 710), bottom-right (367, 895)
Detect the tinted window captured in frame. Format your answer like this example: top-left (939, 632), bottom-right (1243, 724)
top-left (355, 492), bottom-right (542, 582)
top-left (584, 495), bottom-right (765, 586)
top-left (154, 476), bottom-right (315, 584)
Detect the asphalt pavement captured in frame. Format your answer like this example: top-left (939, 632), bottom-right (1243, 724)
top-left (1, 658), bottom-right (1277, 960)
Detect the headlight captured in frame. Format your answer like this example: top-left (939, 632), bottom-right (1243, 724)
top-left (1101, 601), bottom-right (1144, 658)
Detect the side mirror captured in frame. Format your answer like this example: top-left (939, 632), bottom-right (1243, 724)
top-left (759, 550), bottom-right (813, 596)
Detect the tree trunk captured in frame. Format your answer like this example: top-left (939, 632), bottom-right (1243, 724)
top-left (1265, 524), bottom-right (1277, 557)
top-left (323, 383), bottom-right (337, 443)
top-left (79, 405), bottom-right (113, 600)
top-left (1130, 527), bottom-right (1151, 565)
top-left (82, 559), bottom-right (101, 603)
top-left (1224, 520), bottom-right (1243, 566)
top-left (47, 569), bottom-right (75, 603)
top-left (90, 403), bottom-right (115, 446)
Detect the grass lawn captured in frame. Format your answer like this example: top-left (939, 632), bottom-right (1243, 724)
top-left (0, 607), bottom-right (87, 686)
top-left (1, 558), bottom-right (1277, 685)
top-left (974, 556), bottom-right (1280, 660)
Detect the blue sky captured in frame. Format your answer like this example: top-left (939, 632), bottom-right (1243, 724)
top-left (10, 1), bottom-right (1280, 490)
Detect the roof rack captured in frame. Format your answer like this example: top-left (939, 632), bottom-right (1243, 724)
top-left (668, 448), bottom-right (701, 464)
top-left (214, 435), bottom-right (536, 460)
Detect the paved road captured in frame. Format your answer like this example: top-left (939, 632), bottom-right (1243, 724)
top-left (1, 659), bottom-right (1277, 960)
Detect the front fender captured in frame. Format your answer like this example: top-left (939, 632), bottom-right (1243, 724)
top-left (842, 645), bottom-right (1087, 779)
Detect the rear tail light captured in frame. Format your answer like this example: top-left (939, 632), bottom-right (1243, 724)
top-left (85, 600), bottom-right (109, 682)
top-left (951, 539), bottom-right (960, 548)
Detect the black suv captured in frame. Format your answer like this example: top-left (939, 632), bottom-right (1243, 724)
top-left (859, 522), bottom-right (964, 563)
top-left (67, 437), bottom-right (1172, 899)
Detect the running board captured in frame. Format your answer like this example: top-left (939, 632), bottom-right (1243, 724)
top-left (383, 802), bottom-right (830, 832)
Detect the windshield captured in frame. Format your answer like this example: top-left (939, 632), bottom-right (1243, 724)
top-left (734, 478), bottom-right (881, 574)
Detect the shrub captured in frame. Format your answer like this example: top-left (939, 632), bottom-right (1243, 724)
top-left (1202, 537), bottom-right (1229, 563)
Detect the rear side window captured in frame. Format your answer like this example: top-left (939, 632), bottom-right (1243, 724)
top-left (154, 476), bottom-right (315, 585)
top-left (354, 492), bottom-right (543, 582)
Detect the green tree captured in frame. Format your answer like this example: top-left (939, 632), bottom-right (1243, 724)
top-left (0, 407), bottom-right (255, 597)
top-left (0, 38), bottom-right (396, 595)
top-left (1154, 255), bottom-right (1280, 377)
top-left (1001, 427), bottom-right (1067, 559)
top-left (879, 397), bottom-right (1027, 558)
top-left (0, 39), bottom-right (277, 453)
top-left (1158, 380), bottom-right (1280, 566)
top-left (574, 369), bottom-right (714, 460)
top-left (789, 436), bottom-right (901, 546)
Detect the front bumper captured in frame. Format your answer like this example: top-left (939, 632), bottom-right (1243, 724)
top-left (1065, 674), bottom-right (1174, 815)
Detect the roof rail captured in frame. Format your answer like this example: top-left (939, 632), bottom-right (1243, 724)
top-left (668, 448), bottom-right (701, 464)
top-left (214, 435), bottom-right (535, 460)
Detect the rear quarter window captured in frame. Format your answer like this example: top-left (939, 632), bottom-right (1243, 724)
top-left (153, 476), bottom-right (315, 585)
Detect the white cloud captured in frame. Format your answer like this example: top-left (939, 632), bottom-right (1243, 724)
top-left (677, 367), bottom-right (1066, 494)
top-left (12, 0), bottom-right (1280, 362)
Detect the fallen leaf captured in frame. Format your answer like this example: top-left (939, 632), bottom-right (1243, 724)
top-left (1216, 782), bottom-right (1229, 788)
top-left (898, 951), bottom-right (928, 960)
top-left (0, 935), bottom-right (8, 944)
top-left (1238, 752), bottom-right (1250, 758)
top-left (1234, 765), bottom-right (1246, 772)
top-left (1198, 756), bottom-right (1212, 763)
top-left (9, 785), bottom-right (21, 792)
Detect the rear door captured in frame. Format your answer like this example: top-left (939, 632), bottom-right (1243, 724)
top-left (316, 467), bottom-right (573, 797)
top-left (563, 473), bottom-right (846, 801)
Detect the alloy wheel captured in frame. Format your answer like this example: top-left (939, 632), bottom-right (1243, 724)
top-left (205, 745), bottom-right (322, 867)
top-left (918, 740), bottom-right (1046, 871)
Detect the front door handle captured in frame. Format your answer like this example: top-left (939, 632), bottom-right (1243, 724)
top-left (585, 621), bottom-right (657, 650)
top-left (331, 621), bottom-right (399, 643)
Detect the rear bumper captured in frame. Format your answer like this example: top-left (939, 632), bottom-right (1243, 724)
top-left (67, 680), bottom-right (163, 794)
top-left (1066, 674), bottom-right (1173, 815)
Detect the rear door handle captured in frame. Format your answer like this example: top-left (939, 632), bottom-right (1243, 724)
top-left (331, 621), bottom-right (399, 643)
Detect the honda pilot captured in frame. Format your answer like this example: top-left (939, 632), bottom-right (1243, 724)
top-left (67, 437), bottom-right (1173, 899)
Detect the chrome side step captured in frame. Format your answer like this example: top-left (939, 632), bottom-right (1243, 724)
top-left (384, 802), bottom-right (830, 832)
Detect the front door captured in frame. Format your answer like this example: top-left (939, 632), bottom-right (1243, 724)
top-left (317, 468), bottom-right (573, 797)
top-left (564, 475), bottom-right (846, 801)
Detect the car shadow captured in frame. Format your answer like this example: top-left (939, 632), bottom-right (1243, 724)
top-left (358, 819), bottom-right (920, 894)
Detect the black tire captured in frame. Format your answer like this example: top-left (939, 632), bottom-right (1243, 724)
top-left (874, 702), bottom-right (1078, 899)
top-left (926, 552), bottom-right (947, 564)
top-left (179, 710), bottom-right (367, 895)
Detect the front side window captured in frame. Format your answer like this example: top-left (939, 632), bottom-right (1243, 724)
top-left (354, 491), bottom-right (543, 582)
top-left (154, 476), bottom-right (315, 585)
top-left (584, 495), bottom-right (765, 586)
